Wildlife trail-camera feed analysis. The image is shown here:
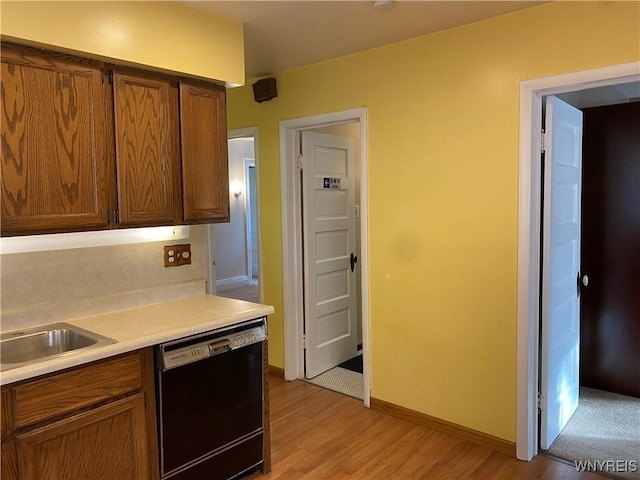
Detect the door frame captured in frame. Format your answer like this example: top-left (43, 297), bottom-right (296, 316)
top-left (207, 127), bottom-right (263, 301)
top-left (244, 157), bottom-right (256, 282)
top-left (279, 108), bottom-right (370, 406)
top-left (516, 62), bottom-right (639, 461)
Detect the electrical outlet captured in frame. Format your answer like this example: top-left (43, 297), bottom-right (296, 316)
top-left (164, 244), bottom-right (192, 267)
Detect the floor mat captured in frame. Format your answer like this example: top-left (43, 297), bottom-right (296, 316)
top-left (305, 367), bottom-right (363, 400)
top-left (338, 354), bottom-right (363, 373)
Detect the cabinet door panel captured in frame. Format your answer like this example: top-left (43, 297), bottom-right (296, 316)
top-left (16, 394), bottom-right (149, 480)
top-left (0, 45), bottom-right (110, 236)
top-left (180, 83), bottom-right (230, 223)
top-left (113, 72), bottom-right (181, 226)
top-left (1, 438), bottom-right (18, 480)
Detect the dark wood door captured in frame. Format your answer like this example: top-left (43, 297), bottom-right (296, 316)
top-left (580, 101), bottom-right (640, 398)
top-left (0, 44), bottom-right (111, 236)
top-left (113, 71), bottom-right (181, 227)
top-left (179, 82), bottom-right (230, 223)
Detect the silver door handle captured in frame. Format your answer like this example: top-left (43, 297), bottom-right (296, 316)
top-left (577, 272), bottom-right (589, 297)
top-left (208, 339), bottom-right (231, 355)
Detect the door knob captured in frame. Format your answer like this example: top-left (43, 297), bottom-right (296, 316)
top-left (577, 272), bottom-right (589, 297)
top-left (350, 253), bottom-right (358, 272)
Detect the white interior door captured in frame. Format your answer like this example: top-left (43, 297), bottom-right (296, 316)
top-left (302, 131), bottom-right (358, 378)
top-left (540, 96), bottom-right (583, 450)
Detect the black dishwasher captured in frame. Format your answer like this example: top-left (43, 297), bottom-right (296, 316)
top-left (155, 318), bottom-right (266, 480)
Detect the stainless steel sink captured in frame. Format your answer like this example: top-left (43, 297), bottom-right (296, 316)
top-left (0, 323), bottom-right (116, 371)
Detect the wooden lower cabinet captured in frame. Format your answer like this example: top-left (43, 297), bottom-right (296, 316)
top-left (1, 438), bottom-right (18, 480)
top-left (16, 394), bottom-right (149, 480)
top-left (0, 349), bottom-right (159, 480)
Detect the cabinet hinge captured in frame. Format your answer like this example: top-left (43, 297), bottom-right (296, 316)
top-left (107, 209), bottom-right (111, 224)
top-left (100, 68), bottom-right (113, 85)
top-left (541, 130), bottom-right (546, 153)
top-left (302, 334), bottom-right (307, 349)
top-left (296, 155), bottom-right (304, 171)
top-left (114, 209), bottom-right (120, 223)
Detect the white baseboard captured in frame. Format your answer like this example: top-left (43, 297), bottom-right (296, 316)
top-left (216, 275), bottom-right (250, 291)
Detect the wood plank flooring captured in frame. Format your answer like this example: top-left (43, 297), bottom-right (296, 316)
top-left (252, 377), bottom-right (605, 480)
top-left (216, 282), bottom-right (259, 303)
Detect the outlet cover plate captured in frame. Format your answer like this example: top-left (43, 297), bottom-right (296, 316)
top-left (164, 244), bottom-right (191, 267)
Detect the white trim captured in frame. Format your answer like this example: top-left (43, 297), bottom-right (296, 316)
top-left (279, 108), bottom-right (371, 407)
top-left (228, 127), bottom-right (260, 140)
top-left (244, 157), bottom-right (256, 281)
top-left (516, 62), bottom-right (639, 461)
top-left (207, 224), bottom-right (216, 295)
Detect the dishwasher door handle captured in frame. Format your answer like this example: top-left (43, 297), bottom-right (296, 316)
top-left (208, 339), bottom-right (232, 355)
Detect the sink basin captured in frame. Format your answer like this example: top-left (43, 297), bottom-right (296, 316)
top-left (0, 323), bottom-right (116, 371)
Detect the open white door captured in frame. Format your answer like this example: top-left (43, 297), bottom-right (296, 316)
top-left (302, 131), bottom-right (358, 378)
top-left (540, 96), bottom-right (583, 450)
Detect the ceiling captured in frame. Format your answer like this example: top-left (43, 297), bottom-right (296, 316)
top-left (557, 82), bottom-right (640, 109)
top-left (181, 1), bottom-right (546, 79)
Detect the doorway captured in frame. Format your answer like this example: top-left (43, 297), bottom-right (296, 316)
top-left (279, 108), bottom-right (371, 406)
top-left (208, 127), bottom-right (262, 304)
top-left (539, 92), bottom-right (640, 477)
top-left (516, 62), bottom-right (640, 461)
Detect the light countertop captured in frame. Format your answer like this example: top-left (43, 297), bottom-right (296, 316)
top-left (0, 295), bottom-right (274, 386)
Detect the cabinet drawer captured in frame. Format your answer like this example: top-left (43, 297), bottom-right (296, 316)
top-left (12, 351), bottom-right (143, 429)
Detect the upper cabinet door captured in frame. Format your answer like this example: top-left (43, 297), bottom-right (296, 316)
top-left (113, 72), bottom-right (181, 227)
top-left (179, 82), bottom-right (230, 223)
top-left (0, 45), bottom-right (111, 236)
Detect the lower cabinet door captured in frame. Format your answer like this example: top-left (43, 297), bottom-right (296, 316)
top-left (16, 394), bottom-right (149, 480)
top-left (1, 438), bottom-right (18, 480)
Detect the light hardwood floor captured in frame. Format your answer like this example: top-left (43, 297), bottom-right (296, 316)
top-left (216, 282), bottom-right (259, 303)
top-left (253, 376), bottom-right (605, 480)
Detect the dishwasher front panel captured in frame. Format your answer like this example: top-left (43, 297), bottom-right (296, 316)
top-left (157, 340), bottom-right (263, 477)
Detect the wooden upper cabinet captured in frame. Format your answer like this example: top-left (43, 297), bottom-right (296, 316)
top-left (113, 71), bottom-right (181, 227)
top-left (180, 82), bottom-right (230, 223)
top-left (0, 44), bottom-right (111, 236)
top-left (0, 42), bottom-right (231, 236)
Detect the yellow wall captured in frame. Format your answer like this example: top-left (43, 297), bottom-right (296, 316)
top-left (226, 1), bottom-right (639, 442)
top-left (0, 1), bottom-right (244, 85)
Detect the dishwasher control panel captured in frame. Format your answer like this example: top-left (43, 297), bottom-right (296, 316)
top-left (229, 326), bottom-right (265, 349)
top-left (157, 318), bottom-right (267, 371)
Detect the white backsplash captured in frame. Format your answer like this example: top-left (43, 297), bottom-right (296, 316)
top-left (0, 225), bottom-right (209, 331)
